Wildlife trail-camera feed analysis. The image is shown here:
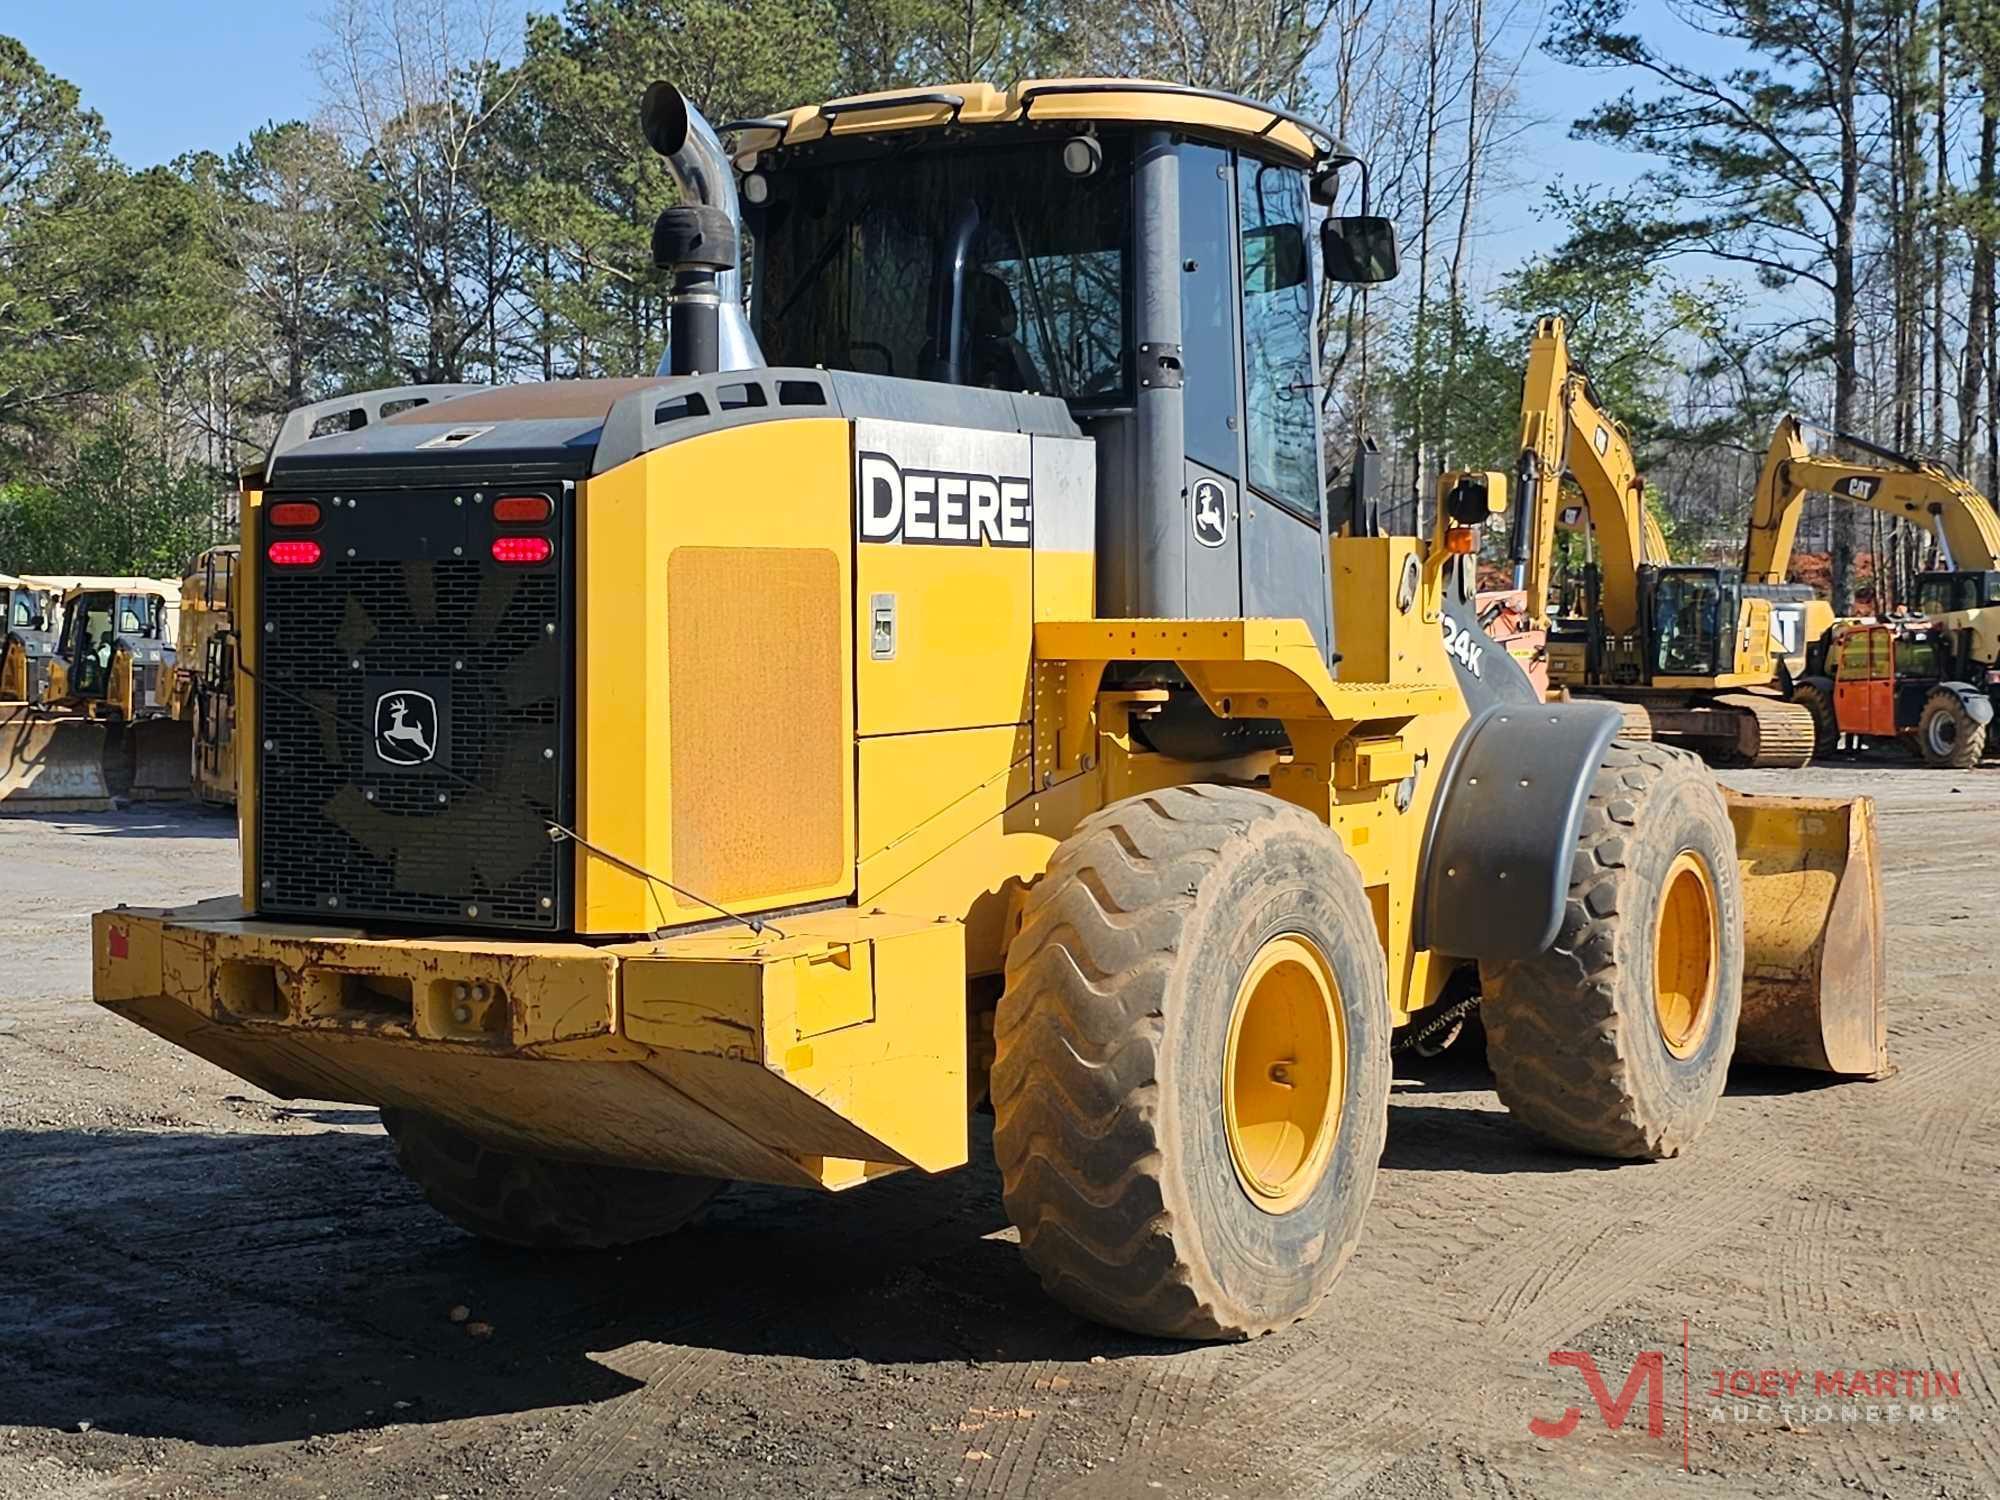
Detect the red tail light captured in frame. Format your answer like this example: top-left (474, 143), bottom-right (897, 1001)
top-left (492, 495), bottom-right (552, 523)
top-left (491, 535), bottom-right (552, 566)
top-left (269, 500), bottom-right (321, 528)
top-left (267, 540), bottom-right (322, 567)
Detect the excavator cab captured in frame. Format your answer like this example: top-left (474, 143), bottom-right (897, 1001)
top-left (1912, 569), bottom-right (2000, 616)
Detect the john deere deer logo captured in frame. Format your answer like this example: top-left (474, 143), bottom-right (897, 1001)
top-left (373, 691), bottom-right (439, 766)
top-left (1192, 478), bottom-right (1228, 548)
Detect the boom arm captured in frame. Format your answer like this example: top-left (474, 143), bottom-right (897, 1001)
top-left (1514, 316), bottom-right (1651, 633)
top-left (1745, 415), bottom-right (2000, 583)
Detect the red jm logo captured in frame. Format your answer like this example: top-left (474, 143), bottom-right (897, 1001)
top-left (1530, 1350), bottom-right (1667, 1439)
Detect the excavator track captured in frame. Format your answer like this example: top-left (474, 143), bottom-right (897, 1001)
top-left (1715, 692), bottom-right (1817, 769)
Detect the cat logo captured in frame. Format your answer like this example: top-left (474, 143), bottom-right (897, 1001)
top-left (1443, 618), bottom-right (1484, 678)
top-left (1835, 475), bottom-right (1881, 501)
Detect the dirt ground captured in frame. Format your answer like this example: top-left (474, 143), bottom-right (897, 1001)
top-left (3, 762), bottom-right (1998, 1500)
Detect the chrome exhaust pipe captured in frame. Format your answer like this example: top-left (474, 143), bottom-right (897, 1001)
top-left (640, 81), bottom-right (764, 375)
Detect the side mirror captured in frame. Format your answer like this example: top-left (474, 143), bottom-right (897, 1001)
top-left (1442, 470), bottom-right (1507, 525)
top-left (1321, 215), bottom-right (1400, 285)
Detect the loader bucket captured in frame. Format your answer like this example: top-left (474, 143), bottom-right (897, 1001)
top-left (0, 716), bottom-right (113, 813)
top-left (1724, 791), bottom-right (1889, 1078)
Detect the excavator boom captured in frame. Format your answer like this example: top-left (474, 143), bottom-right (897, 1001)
top-left (1746, 416), bottom-right (2000, 585)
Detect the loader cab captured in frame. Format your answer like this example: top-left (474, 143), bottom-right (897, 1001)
top-left (742, 87), bottom-right (1395, 661)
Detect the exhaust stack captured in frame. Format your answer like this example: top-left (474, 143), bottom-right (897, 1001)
top-left (640, 81), bottom-right (764, 376)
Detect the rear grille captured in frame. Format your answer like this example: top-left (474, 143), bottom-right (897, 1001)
top-left (257, 488), bottom-right (571, 930)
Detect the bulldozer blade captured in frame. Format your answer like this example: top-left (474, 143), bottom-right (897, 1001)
top-left (0, 716), bottom-right (114, 813)
top-left (1725, 790), bottom-right (1889, 1078)
top-left (124, 718), bottom-right (193, 801)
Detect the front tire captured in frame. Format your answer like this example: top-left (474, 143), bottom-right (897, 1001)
top-left (383, 1110), bottom-right (726, 1249)
top-left (1917, 689), bottom-right (1986, 769)
top-left (992, 785), bottom-right (1389, 1340)
top-left (1479, 743), bottom-right (1743, 1160)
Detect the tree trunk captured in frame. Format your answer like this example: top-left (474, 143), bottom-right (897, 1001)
top-left (1831, 0), bottom-right (1862, 613)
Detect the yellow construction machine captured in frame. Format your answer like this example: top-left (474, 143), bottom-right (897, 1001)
top-left (1, 572), bottom-right (69, 706)
top-left (1, 576), bottom-right (190, 810)
top-left (1504, 316), bottom-right (1821, 766)
top-left (174, 545), bottom-right (240, 806)
top-left (91, 80), bottom-right (1886, 1341)
top-left (1747, 416), bottom-right (2000, 761)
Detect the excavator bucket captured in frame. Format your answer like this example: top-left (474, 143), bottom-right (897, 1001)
top-left (0, 716), bottom-right (113, 813)
top-left (1725, 790), bottom-right (1889, 1078)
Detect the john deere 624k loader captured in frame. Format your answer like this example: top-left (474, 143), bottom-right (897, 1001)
top-left (92, 79), bottom-right (1886, 1340)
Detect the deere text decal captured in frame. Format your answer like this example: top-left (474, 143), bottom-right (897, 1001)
top-left (859, 451), bottom-right (1032, 547)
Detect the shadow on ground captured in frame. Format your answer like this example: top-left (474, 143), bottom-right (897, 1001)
top-left (1, 1035), bottom-right (1866, 1446)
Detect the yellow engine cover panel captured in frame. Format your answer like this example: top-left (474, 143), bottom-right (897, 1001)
top-left (854, 418), bottom-right (1036, 735)
top-left (578, 419), bottom-right (856, 933)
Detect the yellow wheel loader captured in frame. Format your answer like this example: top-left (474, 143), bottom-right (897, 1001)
top-left (1502, 317), bottom-right (1821, 766)
top-left (92, 80), bottom-right (1886, 1340)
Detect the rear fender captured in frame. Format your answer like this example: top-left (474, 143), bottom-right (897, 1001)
top-left (1938, 680), bottom-right (1994, 724)
top-left (1415, 699), bottom-right (1624, 960)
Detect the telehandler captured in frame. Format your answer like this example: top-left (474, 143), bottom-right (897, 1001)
top-left (1502, 317), bottom-right (1821, 766)
top-left (92, 79), bottom-right (1885, 1340)
top-left (1746, 415), bottom-right (2000, 762)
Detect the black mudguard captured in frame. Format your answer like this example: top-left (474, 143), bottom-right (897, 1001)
top-left (1937, 680), bottom-right (1995, 725)
top-left (1418, 575), bottom-right (1625, 961)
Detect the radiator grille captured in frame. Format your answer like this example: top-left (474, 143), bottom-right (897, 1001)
top-left (257, 492), bottom-right (569, 930)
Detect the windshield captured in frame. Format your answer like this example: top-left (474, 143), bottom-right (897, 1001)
top-left (1652, 571), bottom-right (1724, 675)
top-left (750, 140), bottom-right (1131, 402)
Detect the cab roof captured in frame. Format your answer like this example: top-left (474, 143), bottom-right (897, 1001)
top-left (54, 576), bottom-right (180, 600)
top-left (727, 78), bottom-right (1337, 170)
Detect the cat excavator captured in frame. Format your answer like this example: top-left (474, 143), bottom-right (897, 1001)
top-left (1503, 316), bottom-right (1820, 767)
top-left (1747, 416), bottom-right (2000, 762)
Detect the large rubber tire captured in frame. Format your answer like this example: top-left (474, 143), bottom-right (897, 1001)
top-left (1792, 676), bottom-right (1838, 759)
top-left (1478, 742), bottom-right (1743, 1160)
top-left (992, 784), bottom-right (1390, 1340)
top-left (1916, 689), bottom-right (1986, 769)
top-left (382, 1110), bottom-right (726, 1249)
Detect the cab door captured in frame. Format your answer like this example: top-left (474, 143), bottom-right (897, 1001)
top-left (1833, 626), bottom-right (1896, 736)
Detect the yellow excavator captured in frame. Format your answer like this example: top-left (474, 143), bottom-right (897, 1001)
top-left (1506, 316), bottom-right (1820, 766)
top-left (90, 78), bottom-right (1885, 1342)
top-left (1748, 416), bottom-right (2000, 762)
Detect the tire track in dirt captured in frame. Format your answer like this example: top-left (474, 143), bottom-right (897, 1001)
top-left (520, 1342), bottom-right (731, 1499)
top-left (1900, 1198), bottom-right (2000, 1495)
top-left (1049, 1132), bottom-right (1803, 1497)
top-left (1767, 1192), bottom-right (1898, 1495)
top-left (942, 1358), bottom-right (1060, 1498)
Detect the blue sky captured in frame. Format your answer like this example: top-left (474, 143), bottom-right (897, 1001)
top-left (8, 0), bottom-right (1717, 266)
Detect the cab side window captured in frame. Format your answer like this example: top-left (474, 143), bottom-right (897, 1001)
top-left (1236, 158), bottom-right (1317, 520)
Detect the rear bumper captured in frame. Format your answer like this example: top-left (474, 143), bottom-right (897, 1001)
top-left (93, 900), bottom-right (967, 1190)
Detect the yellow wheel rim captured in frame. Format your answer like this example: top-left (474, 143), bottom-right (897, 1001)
top-left (1222, 934), bottom-right (1344, 1215)
top-left (1654, 851), bottom-right (1719, 1059)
